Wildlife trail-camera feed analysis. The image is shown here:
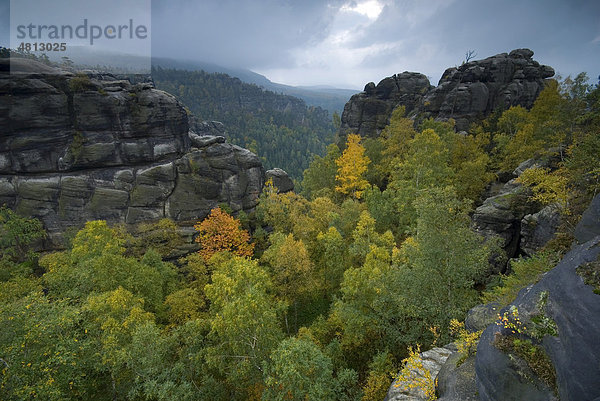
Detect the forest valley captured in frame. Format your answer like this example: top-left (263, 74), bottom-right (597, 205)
top-left (1, 73), bottom-right (599, 401)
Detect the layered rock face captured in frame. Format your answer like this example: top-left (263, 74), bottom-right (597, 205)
top-left (340, 49), bottom-right (555, 137)
top-left (0, 58), bottom-right (264, 245)
top-left (472, 155), bottom-right (562, 272)
top-left (339, 72), bottom-right (432, 138)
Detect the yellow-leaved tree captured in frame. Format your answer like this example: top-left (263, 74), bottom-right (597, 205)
top-left (335, 133), bottom-right (371, 199)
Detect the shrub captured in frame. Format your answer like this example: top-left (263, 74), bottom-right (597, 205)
top-left (449, 319), bottom-right (482, 365)
top-left (394, 345), bottom-right (436, 401)
top-left (482, 251), bottom-right (560, 306)
top-left (68, 73), bottom-right (92, 92)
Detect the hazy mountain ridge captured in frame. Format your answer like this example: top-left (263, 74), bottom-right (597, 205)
top-left (152, 56), bottom-right (358, 113)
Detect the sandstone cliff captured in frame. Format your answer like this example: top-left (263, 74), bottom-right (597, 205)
top-left (340, 49), bottom-right (555, 136)
top-left (1, 58), bottom-right (265, 246)
top-left (339, 72), bottom-right (432, 138)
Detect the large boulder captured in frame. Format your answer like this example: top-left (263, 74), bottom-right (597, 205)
top-left (475, 194), bottom-right (600, 401)
top-left (1, 57), bottom-right (265, 248)
top-left (265, 168), bottom-right (294, 193)
top-left (465, 303), bottom-right (501, 333)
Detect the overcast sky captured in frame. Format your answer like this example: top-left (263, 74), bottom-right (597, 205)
top-left (2, 0), bottom-right (599, 89)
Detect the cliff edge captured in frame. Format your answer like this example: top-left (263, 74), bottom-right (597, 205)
top-left (1, 57), bottom-right (265, 246)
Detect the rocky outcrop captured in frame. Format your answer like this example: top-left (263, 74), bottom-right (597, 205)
top-left (520, 204), bottom-right (562, 257)
top-left (475, 193), bottom-right (600, 401)
top-left (574, 193), bottom-right (600, 244)
top-left (471, 178), bottom-right (534, 271)
top-left (339, 49), bottom-right (554, 138)
top-left (436, 353), bottom-right (478, 401)
top-left (472, 156), bottom-right (562, 271)
top-left (265, 168), bottom-right (294, 193)
top-left (465, 303), bottom-right (501, 333)
top-left (421, 49), bottom-right (554, 131)
top-left (339, 72), bottom-right (432, 138)
top-left (383, 346), bottom-right (454, 401)
top-left (1, 58), bottom-right (265, 246)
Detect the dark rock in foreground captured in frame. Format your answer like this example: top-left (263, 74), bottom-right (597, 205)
top-left (475, 194), bottom-right (600, 401)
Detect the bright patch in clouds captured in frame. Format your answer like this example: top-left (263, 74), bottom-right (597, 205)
top-left (340, 0), bottom-right (383, 20)
top-left (255, 0), bottom-right (598, 89)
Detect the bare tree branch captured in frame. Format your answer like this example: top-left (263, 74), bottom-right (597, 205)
top-left (465, 50), bottom-right (477, 63)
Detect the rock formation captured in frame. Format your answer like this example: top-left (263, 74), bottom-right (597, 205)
top-left (519, 204), bottom-right (562, 257)
top-left (340, 72), bottom-right (432, 138)
top-left (472, 155), bottom-right (562, 272)
top-left (386, 194), bottom-right (600, 401)
top-left (340, 49), bottom-right (555, 137)
top-left (383, 345), bottom-right (455, 401)
top-left (1, 57), bottom-right (267, 246)
top-left (420, 49), bottom-right (554, 131)
top-left (436, 352), bottom-right (479, 401)
top-left (265, 168), bottom-right (294, 193)
top-left (475, 193), bottom-right (600, 401)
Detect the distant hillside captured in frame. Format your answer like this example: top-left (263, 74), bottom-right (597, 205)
top-left (152, 57), bottom-right (358, 114)
top-left (152, 67), bottom-right (336, 179)
top-left (34, 50), bottom-right (357, 113)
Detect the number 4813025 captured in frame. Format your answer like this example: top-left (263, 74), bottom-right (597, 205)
top-left (17, 42), bottom-right (67, 52)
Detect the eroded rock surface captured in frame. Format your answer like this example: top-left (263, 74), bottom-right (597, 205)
top-left (384, 346), bottom-right (455, 401)
top-left (475, 194), bottom-right (600, 401)
top-left (472, 156), bottom-right (562, 271)
top-left (340, 49), bottom-right (554, 138)
top-left (340, 72), bottom-right (432, 138)
top-left (437, 353), bottom-right (479, 401)
top-left (421, 49), bottom-right (554, 131)
top-left (520, 204), bottom-right (562, 257)
top-left (265, 168), bottom-right (294, 193)
top-left (1, 58), bottom-right (266, 246)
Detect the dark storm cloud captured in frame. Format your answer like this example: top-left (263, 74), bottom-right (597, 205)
top-left (151, 0), bottom-right (344, 69)
top-left (353, 0), bottom-right (600, 83)
top-left (1, 0), bottom-right (598, 87)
